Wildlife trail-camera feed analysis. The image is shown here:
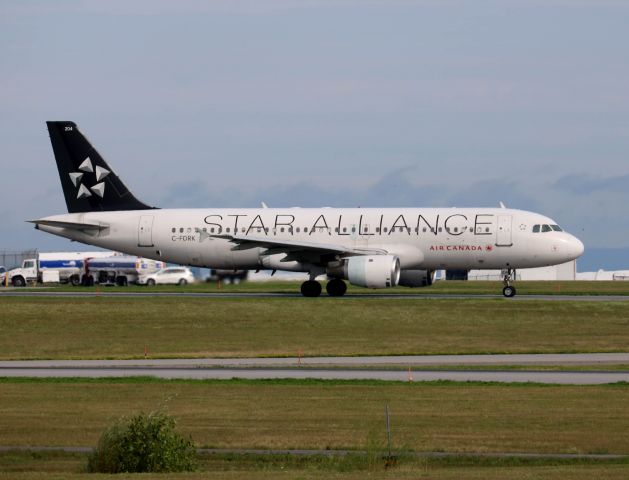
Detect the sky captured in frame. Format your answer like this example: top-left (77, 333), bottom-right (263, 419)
top-left (1, 0), bottom-right (628, 255)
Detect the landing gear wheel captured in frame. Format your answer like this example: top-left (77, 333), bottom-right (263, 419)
top-left (301, 280), bottom-right (322, 297)
top-left (326, 279), bottom-right (347, 297)
top-left (502, 286), bottom-right (516, 298)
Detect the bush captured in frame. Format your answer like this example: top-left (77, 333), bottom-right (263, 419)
top-left (87, 411), bottom-right (197, 473)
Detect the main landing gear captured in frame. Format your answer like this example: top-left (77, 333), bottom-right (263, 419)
top-left (300, 278), bottom-right (347, 297)
top-left (502, 268), bottom-right (516, 298)
top-left (326, 278), bottom-right (347, 297)
top-left (300, 280), bottom-right (322, 297)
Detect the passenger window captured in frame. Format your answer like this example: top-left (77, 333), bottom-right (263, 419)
top-left (179, 228), bottom-right (184, 233)
top-left (438, 227), bottom-right (443, 232)
top-left (304, 227), bottom-right (308, 233)
top-left (542, 224), bottom-right (552, 233)
top-left (280, 227), bottom-right (285, 233)
top-left (351, 227), bottom-right (356, 233)
top-left (226, 228), bottom-right (230, 233)
top-left (384, 227), bottom-right (388, 232)
top-left (533, 225), bottom-right (540, 233)
top-left (343, 227), bottom-right (347, 233)
top-left (171, 228), bottom-right (176, 233)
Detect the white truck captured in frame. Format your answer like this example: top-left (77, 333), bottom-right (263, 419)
top-left (7, 251), bottom-right (115, 286)
top-left (6, 252), bottom-right (163, 287)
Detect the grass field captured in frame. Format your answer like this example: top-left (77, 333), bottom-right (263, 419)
top-left (2, 450), bottom-right (629, 480)
top-left (2, 378), bottom-right (629, 455)
top-left (16, 279), bottom-right (629, 295)
top-left (1, 296), bottom-right (628, 359)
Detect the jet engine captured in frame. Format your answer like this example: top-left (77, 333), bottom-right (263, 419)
top-left (397, 269), bottom-right (436, 288)
top-left (342, 255), bottom-right (401, 288)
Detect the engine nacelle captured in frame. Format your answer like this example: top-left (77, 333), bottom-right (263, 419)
top-left (345, 255), bottom-right (400, 289)
top-left (397, 269), bottom-right (435, 288)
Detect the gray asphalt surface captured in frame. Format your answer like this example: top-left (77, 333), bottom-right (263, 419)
top-left (3, 367), bottom-right (629, 384)
top-left (3, 353), bottom-right (629, 368)
top-left (2, 355), bottom-right (629, 384)
top-left (1, 289), bottom-right (629, 301)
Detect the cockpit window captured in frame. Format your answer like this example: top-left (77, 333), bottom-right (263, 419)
top-left (532, 225), bottom-right (540, 233)
top-left (542, 224), bottom-right (552, 233)
top-left (550, 225), bottom-right (563, 232)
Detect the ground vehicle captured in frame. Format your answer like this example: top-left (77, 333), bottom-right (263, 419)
top-left (138, 267), bottom-right (195, 286)
top-left (7, 252), bottom-right (114, 286)
top-left (0, 266), bottom-right (6, 286)
top-left (6, 252), bottom-right (163, 287)
top-left (208, 269), bottom-right (248, 284)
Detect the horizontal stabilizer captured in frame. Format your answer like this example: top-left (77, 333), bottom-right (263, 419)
top-left (28, 219), bottom-right (107, 232)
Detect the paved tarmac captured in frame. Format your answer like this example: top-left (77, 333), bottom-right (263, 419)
top-left (3, 353), bottom-right (629, 368)
top-left (1, 289), bottom-right (629, 301)
top-left (2, 354), bottom-right (629, 384)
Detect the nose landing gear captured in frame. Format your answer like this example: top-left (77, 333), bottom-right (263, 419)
top-left (502, 268), bottom-right (516, 297)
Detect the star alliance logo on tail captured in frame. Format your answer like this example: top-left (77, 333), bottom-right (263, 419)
top-left (68, 157), bottom-right (110, 199)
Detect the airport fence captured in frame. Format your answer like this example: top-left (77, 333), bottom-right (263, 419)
top-left (0, 249), bottom-right (38, 269)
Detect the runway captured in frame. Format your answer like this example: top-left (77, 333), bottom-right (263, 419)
top-left (2, 354), bottom-right (629, 384)
top-left (1, 290), bottom-right (629, 301)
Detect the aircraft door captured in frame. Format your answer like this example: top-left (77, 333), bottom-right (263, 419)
top-left (138, 215), bottom-right (154, 247)
top-left (496, 215), bottom-right (513, 247)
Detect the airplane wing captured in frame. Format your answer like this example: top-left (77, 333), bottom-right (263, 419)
top-left (211, 233), bottom-right (387, 259)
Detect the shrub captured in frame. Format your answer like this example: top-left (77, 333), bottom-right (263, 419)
top-left (87, 411), bottom-right (197, 473)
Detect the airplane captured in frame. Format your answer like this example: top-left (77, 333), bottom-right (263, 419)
top-left (31, 121), bottom-right (584, 297)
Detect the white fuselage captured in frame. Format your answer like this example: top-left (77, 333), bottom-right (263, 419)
top-left (36, 207), bottom-right (584, 273)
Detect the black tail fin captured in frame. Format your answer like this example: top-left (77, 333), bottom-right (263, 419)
top-left (46, 121), bottom-right (155, 213)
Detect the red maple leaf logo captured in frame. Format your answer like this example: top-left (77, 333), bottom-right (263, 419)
top-left (486, 245), bottom-right (493, 252)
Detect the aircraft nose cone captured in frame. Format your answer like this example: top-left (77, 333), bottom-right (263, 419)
top-left (569, 236), bottom-right (585, 259)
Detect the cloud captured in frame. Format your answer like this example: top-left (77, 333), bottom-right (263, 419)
top-left (554, 173), bottom-right (629, 195)
top-left (157, 167), bottom-right (445, 209)
top-left (447, 179), bottom-right (541, 211)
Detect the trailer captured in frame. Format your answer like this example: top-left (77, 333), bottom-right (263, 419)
top-left (82, 256), bottom-right (165, 286)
